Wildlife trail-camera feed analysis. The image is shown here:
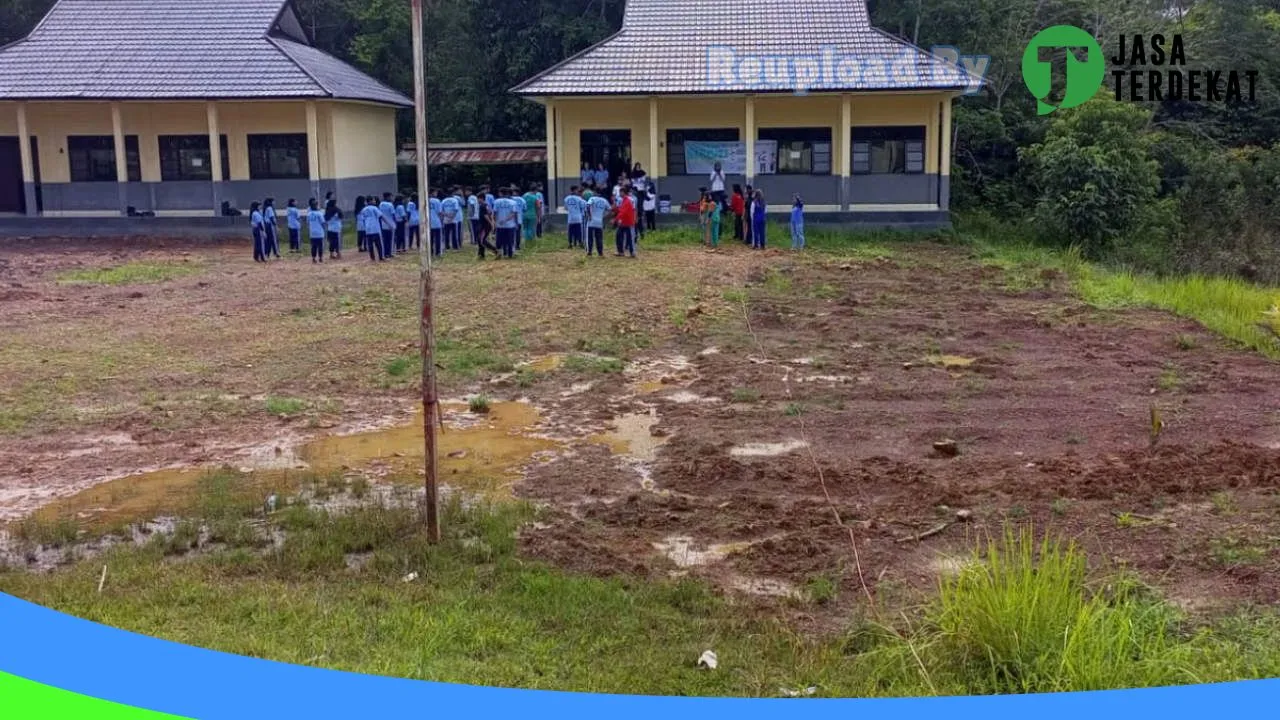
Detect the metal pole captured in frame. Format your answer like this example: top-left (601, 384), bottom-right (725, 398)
top-left (410, 0), bottom-right (440, 543)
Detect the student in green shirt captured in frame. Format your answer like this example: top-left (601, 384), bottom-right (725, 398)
top-left (709, 193), bottom-right (722, 248)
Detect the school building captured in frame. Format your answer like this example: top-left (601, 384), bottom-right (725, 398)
top-left (0, 0), bottom-right (410, 219)
top-left (513, 0), bottom-right (977, 223)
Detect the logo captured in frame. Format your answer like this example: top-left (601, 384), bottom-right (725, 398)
top-left (1021, 25), bottom-right (1105, 115)
top-left (704, 45), bottom-right (988, 96)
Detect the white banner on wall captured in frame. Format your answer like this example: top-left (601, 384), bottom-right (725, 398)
top-left (685, 140), bottom-right (778, 175)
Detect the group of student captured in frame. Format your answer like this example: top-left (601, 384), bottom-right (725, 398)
top-left (248, 195), bottom-right (344, 263)
top-left (702, 162), bottom-right (806, 251)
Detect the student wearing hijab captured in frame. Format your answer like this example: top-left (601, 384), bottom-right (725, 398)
top-left (262, 198), bottom-right (281, 258)
top-left (406, 193), bottom-right (421, 250)
top-left (353, 195), bottom-right (366, 252)
top-left (520, 187), bottom-right (539, 246)
top-left (392, 196), bottom-right (407, 252)
top-left (580, 163), bottom-right (594, 189)
top-left (790, 194), bottom-right (805, 250)
top-left (249, 201), bottom-right (266, 263)
top-left (325, 198), bottom-right (343, 260)
top-left (593, 163), bottom-right (609, 189)
top-left (534, 184), bottom-right (546, 239)
top-left (378, 193), bottom-right (396, 259)
top-left (360, 196), bottom-right (384, 262)
top-left (286, 199), bottom-right (301, 252)
top-left (307, 198), bottom-right (326, 263)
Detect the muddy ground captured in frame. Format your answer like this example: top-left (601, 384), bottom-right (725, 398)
top-left (2, 236), bottom-right (1279, 627)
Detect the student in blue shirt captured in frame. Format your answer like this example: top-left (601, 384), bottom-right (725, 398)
top-left (361, 196), bottom-right (384, 262)
top-left (249, 201), bottom-right (266, 263)
top-left (751, 189), bottom-right (767, 250)
top-left (484, 188), bottom-right (495, 212)
top-left (427, 192), bottom-right (443, 257)
top-left (286, 199), bottom-right (302, 252)
top-left (441, 191), bottom-right (461, 252)
top-left (584, 192), bottom-right (610, 257)
top-left (492, 187), bottom-right (519, 259)
top-left (467, 189), bottom-right (481, 246)
top-left (325, 199), bottom-right (343, 260)
top-left (262, 198), bottom-right (281, 259)
top-left (593, 164), bottom-right (608, 189)
top-left (534, 186), bottom-right (546, 238)
top-left (393, 196), bottom-right (408, 252)
top-left (307, 198), bottom-right (326, 263)
top-left (580, 163), bottom-right (593, 189)
top-left (451, 188), bottom-right (466, 249)
top-left (378, 193), bottom-right (396, 259)
top-left (564, 186), bottom-right (586, 249)
top-left (512, 189), bottom-right (527, 251)
top-left (407, 194), bottom-right (421, 250)
top-left (790, 194), bottom-right (805, 250)
top-left (352, 195), bottom-right (366, 252)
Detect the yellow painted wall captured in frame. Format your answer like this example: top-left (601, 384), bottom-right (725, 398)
top-left (0, 100), bottom-right (396, 183)
top-left (849, 93), bottom-right (947, 174)
top-left (546, 92), bottom-right (952, 178)
top-left (554, 98), bottom-right (650, 178)
top-left (328, 101), bottom-right (398, 179)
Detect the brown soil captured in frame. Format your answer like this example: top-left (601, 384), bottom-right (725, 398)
top-left (3, 237), bottom-right (1279, 627)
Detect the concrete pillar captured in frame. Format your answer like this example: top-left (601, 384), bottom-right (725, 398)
top-left (305, 101), bottom-right (320, 199)
top-left (744, 95), bottom-right (755, 187)
top-left (840, 94), bottom-right (852, 211)
top-left (111, 102), bottom-right (127, 215)
top-left (207, 102), bottom-right (223, 216)
top-left (17, 102), bottom-right (36, 216)
top-left (940, 97), bottom-right (952, 210)
top-left (544, 99), bottom-right (557, 206)
top-left (648, 97), bottom-right (659, 185)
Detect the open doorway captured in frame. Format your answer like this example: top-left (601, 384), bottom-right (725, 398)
top-left (579, 129), bottom-right (631, 187)
top-left (0, 137), bottom-right (23, 213)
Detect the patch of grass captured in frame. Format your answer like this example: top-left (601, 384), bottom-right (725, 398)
top-left (57, 262), bottom-right (200, 286)
top-left (1211, 491), bottom-right (1238, 516)
top-left (469, 395), bottom-right (491, 414)
top-left (1210, 536), bottom-right (1268, 568)
top-left (562, 354), bottom-right (624, 374)
top-left (1174, 334), bottom-right (1199, 351)
top-left (265, 397), bottom-right (308, 416)
top-left (784, 402), bottom-right (806, 417)
top-left (10, 517), bottom-right (81, 548)
top-left (384, 355), bottom-right (416, 378)
top-left (804, 574), bottom-right (838, 605)
top-left (1051, 498), bottom-right (1071, 517)
top-left (1157, 366), bottom-right (1182, 392)
top-left (730, 388), bottom-right (761, 403)
top-left (722, 288), bottom-right (749, 304)
top-left (1115, 512), bottom-right (1138, 529)
top-left (761, 268), bottom-right (794, 294)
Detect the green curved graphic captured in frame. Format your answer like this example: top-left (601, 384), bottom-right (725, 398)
top-left (1022, 25), bottom-right (1105, 115)
top-left (0, 671), bottom-right (189, 719)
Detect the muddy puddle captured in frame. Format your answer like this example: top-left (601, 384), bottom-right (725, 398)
top-left (27, 402), bottom-right (559, 528)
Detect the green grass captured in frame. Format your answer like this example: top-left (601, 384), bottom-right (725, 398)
top-left (265, 397), bottom-right (308, 416)
top-left (469, 395), bottom-right (491, 414)
top-left (562, 354), bottom-right (624, 374)
top-left (960, 216), bottom-right (1280, 360)
top-left (7, 512), bottom-right (1280, 696)
top-left (730, 388), bottom-right (761, 403)
top-left (57, 262), bottom-right (201, 286)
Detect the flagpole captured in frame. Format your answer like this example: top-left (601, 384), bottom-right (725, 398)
top-left (409, 0), bottom-right (440, 543)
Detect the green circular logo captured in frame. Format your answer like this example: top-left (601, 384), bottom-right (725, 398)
top-left (1022, 25), bottom-right (1105, 115)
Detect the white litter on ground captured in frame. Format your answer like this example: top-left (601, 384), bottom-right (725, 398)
top-left (729, 440), bottom-right (809, 458)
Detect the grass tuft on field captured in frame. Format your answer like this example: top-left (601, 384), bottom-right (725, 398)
top-left (57, 262), bottom-right (202, 286)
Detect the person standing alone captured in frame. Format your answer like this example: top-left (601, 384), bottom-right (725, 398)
top-left (585, 190), bottom-right (609, 257)
top-left (613, 187), bottom-right (638, 258)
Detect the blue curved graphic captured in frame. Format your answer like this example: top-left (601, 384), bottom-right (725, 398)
top-left (0, 592), bottom-right (1276, 719)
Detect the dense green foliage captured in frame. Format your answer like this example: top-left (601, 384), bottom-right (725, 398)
top-left (4, 0), bottom-right (1279, 278)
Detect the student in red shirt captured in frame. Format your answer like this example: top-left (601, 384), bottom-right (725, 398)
top-left (612, 183), bottom-right (638, 258)
top-left (730, 184), bottom-right (746, 241)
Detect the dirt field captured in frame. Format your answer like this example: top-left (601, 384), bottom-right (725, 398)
top-left (2, 234), bottom-right (1278, 624)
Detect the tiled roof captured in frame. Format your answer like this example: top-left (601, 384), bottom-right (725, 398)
top-left (512, 0), bottom-right (977, 96)
top-left (0, 0), bottom-right (411, 106)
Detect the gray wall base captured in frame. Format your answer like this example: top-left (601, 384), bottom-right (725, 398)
top-left (23, 182), bottom-right (37, 217)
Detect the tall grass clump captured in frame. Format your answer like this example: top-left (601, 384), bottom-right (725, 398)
top-left (929, 527), bottom-right (1182, 694)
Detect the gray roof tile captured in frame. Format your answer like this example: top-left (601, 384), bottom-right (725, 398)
top-left (512, 0), bottom-right (978, 96)
top-left (0, 0), bottom-right (411, 106)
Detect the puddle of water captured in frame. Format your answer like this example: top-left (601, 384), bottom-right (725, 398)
top-left (654, 536), bottom-right (753, 568)
top-left (632, 380), bottom-right (666, 395)
top-left (519, 354), bottom-right (566, 373)
top-left (589, 409), bottom-right (667, 462)
top-left (729, 440), bottom-right (809, 458)
top-left (925, 355), bottom-right (976, 369)
top-left (29, 402), bottom-right (558, 528)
